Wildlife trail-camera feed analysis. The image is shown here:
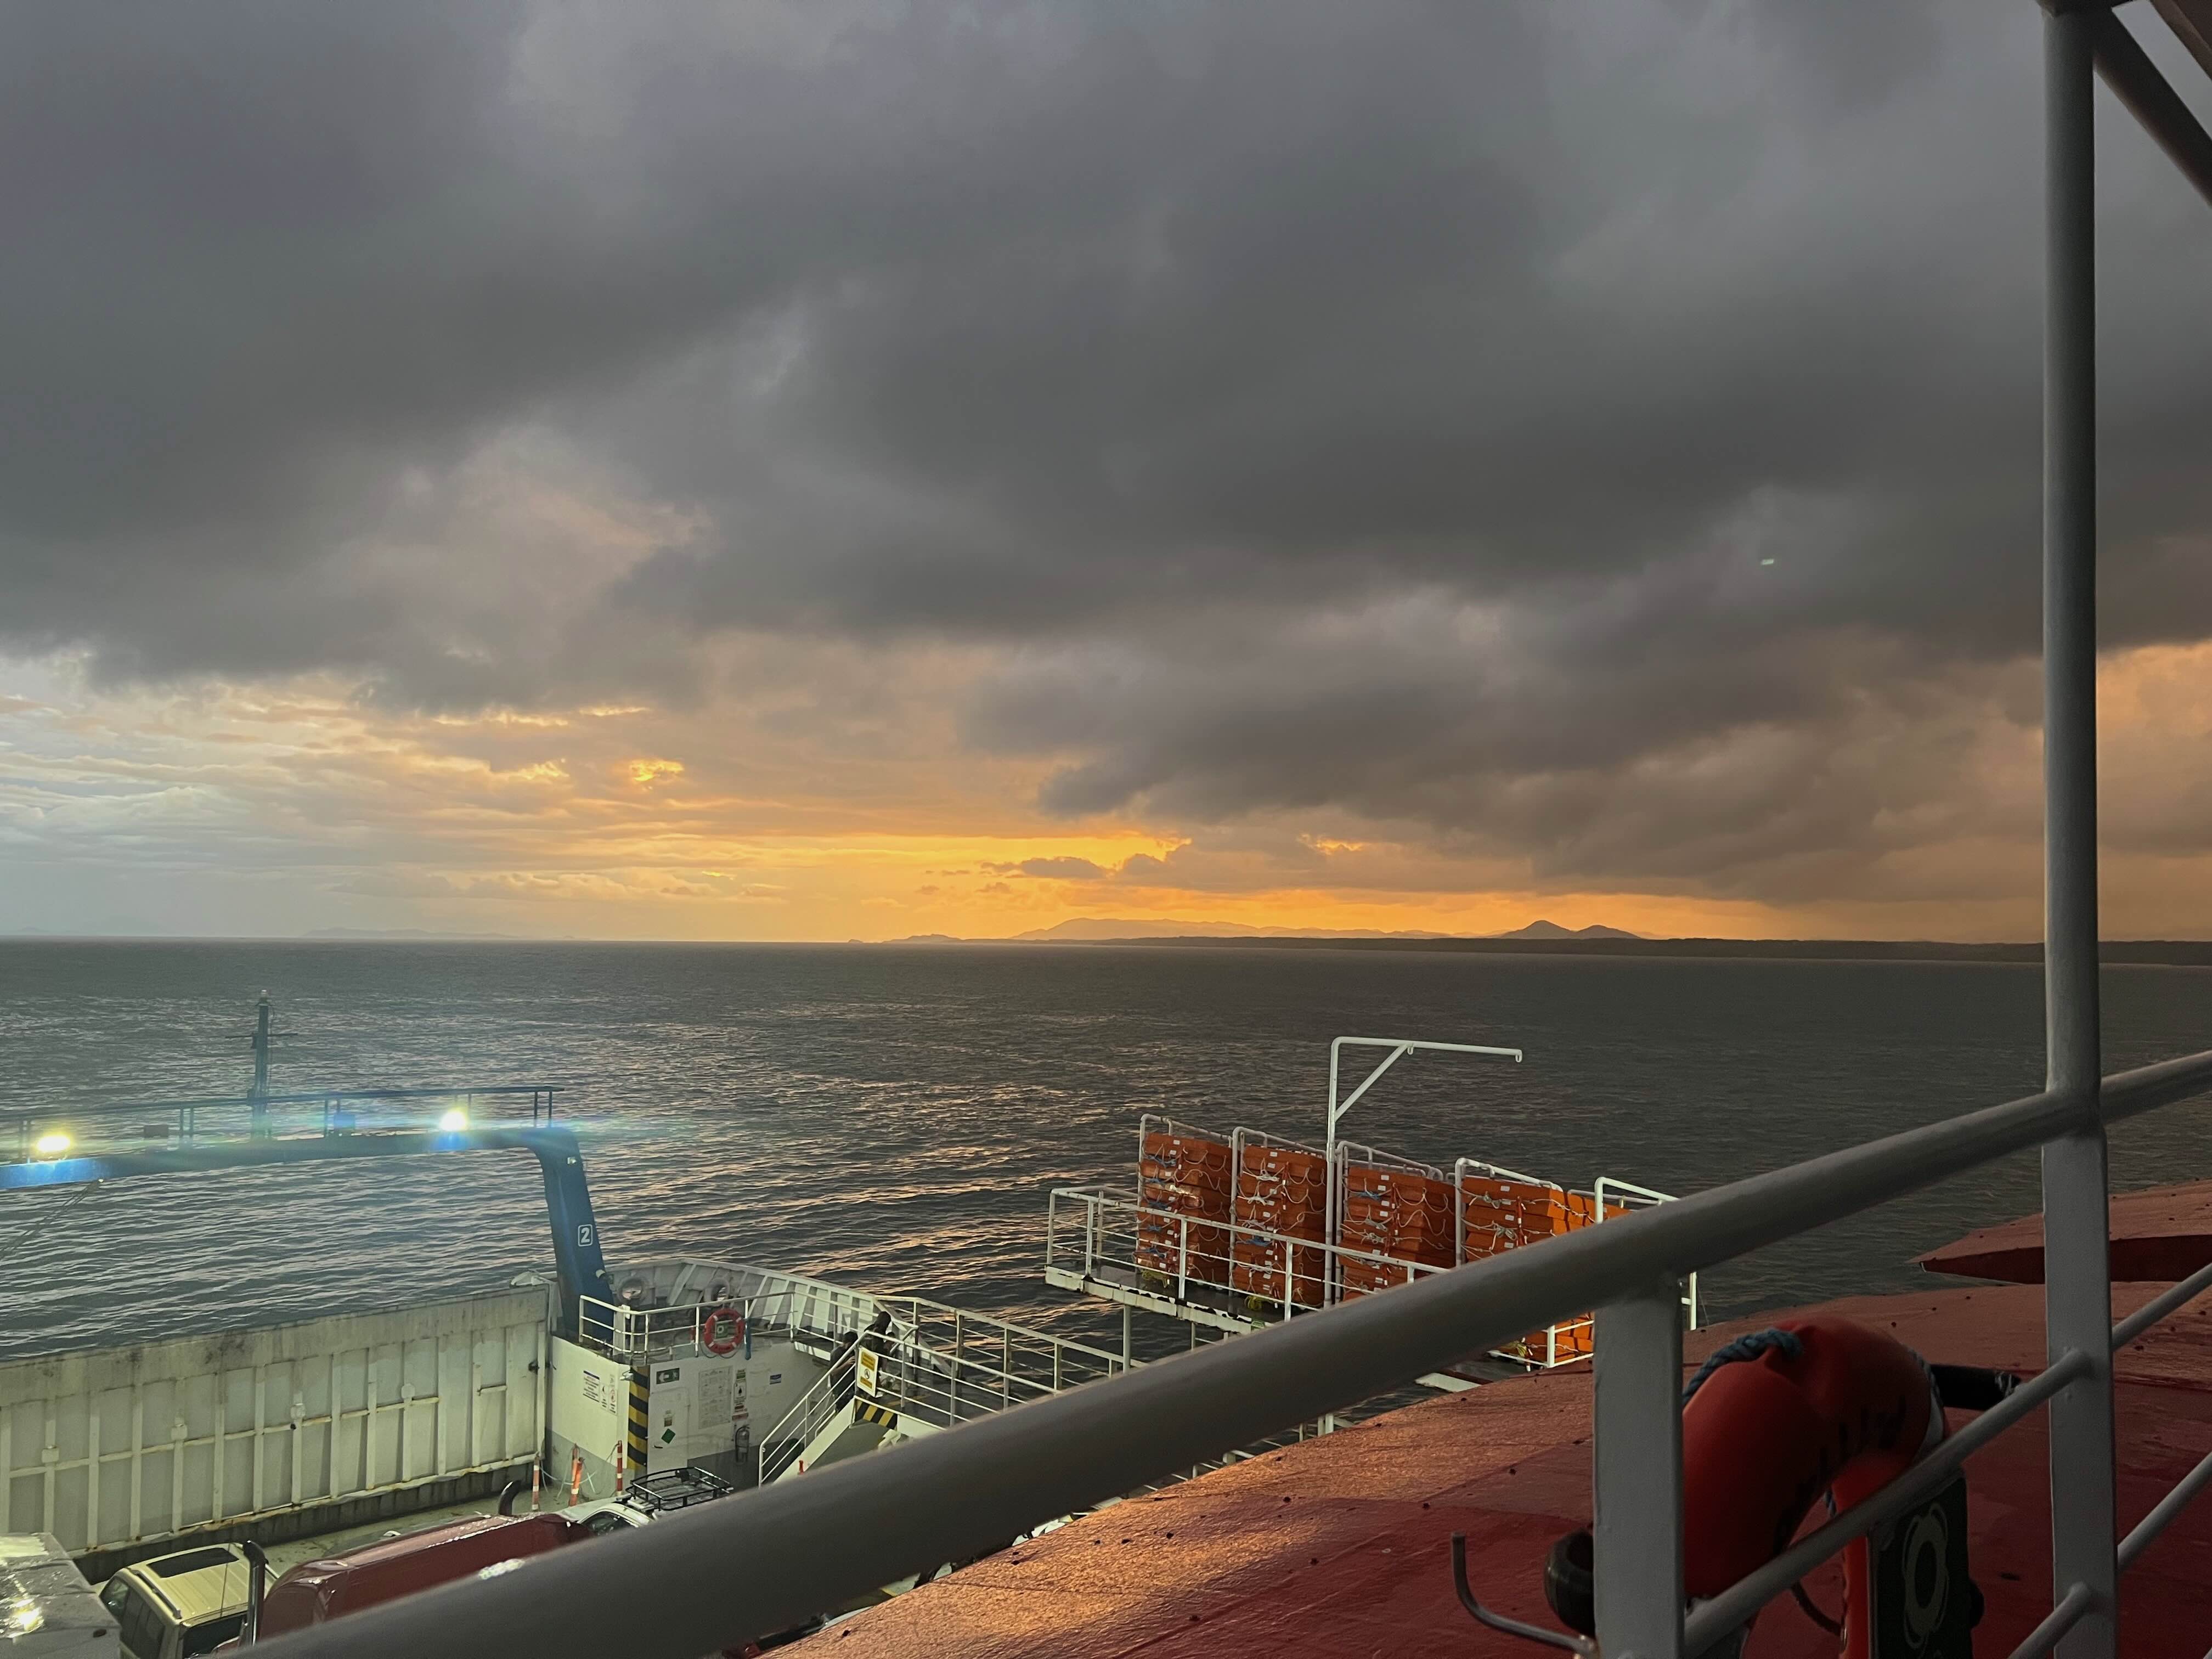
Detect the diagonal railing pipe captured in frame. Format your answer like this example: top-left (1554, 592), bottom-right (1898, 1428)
top-left (241, 1048), bottom-right (2212, 1659)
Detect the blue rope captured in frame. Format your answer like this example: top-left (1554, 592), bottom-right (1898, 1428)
top-left (1682, 1327), bottom-right (1802, 1402)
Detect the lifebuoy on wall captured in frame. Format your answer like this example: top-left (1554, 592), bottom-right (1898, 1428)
top-left (703, 1304), bottom-right (745, 1356)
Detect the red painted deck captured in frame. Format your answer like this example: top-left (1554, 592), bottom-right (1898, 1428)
top-left (798, 1283), bottom-right (2212, 1657)
top-left (1917, 1179), bottom-right (2212, 1284)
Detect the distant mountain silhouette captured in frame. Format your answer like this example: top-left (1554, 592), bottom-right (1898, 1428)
top-left (884, 917), bottom-right (1641, 944)
top-left (1009, 918), bottom-right (1454, 941)
top-left (1491, 919), bottom-right (1641, 940)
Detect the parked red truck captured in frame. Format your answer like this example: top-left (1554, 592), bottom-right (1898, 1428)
top-left (252, 1513), bottom-right (585, 1640)
top-left (221, 1491), bottom-right (810, 1654)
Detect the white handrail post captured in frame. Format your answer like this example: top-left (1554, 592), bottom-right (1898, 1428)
top-left (1324, 1042), bottom-right (1343, 1306)
top-left (950, 1308), bottom-right (963, 1425)
top-left (2042, 8), bottom-right (2118, 1653)
top-left (1594, 1279), bottom-right (1684, 1659)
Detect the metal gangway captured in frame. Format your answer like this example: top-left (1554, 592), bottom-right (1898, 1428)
top-left (245, 7), bottom-right (2212, 1658)
top-left (758, 1296), bottom-right (1128, 1485)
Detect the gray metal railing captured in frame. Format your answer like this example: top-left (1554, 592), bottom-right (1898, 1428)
top-left (241, 1047), bottom-right (2212, 1659)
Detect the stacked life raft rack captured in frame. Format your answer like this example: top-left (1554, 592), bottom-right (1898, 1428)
top-left (1045, 1035), bottom-right (1697, 1374)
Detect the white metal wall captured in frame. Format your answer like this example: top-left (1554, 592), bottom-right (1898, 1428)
top-left (0, 1291), bottom-right (547, 1554)
top-left (544, 1335), bottom-right (627, 1502)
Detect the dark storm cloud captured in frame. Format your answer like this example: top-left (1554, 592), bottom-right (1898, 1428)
top-left (6, 1), bottom-right (2212, 898)
top-left (1016, 856), bottom-right (1107, 881)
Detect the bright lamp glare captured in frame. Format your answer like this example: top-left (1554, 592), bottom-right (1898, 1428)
top-left (32, 1132), bottom-right (71, 1159)
top-left (437, 1108), bottom-right (469, 1132)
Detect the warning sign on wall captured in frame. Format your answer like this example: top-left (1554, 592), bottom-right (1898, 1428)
top-left (551, 1336), bottom-right (627, 1469)
top-left (699, 1363), bottom-right (734, 1425)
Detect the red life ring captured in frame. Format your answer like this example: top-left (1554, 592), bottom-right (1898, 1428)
top-left (1680, 1314), bottom-right (1943, 1657)
top-left (702, 1305), bottom-right (744, 1356)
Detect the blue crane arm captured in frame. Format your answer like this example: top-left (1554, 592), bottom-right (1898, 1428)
top-left (0, 1125), bottom-right (614, 1337)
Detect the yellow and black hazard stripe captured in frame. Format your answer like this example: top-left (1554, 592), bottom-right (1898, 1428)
top-left (854, 1398), bottom-right (899, 1429)
top-left (627, 1368), bottom-right (651, 1472)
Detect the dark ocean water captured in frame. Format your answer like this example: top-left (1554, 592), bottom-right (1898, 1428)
top-left (1, 939), bottom-right (2207, 1363)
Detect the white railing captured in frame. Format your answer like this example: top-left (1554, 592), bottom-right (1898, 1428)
top-left (756, 1363), bottom-right (851, 1484)
top-left (759, 1297), bottom-right (1129, 1483)
top-left (1044, 1180), bottom-right (1692, 1368)
top-left (865, 1299), bottom-right (1128, 1426)
top-left (576, 1295), bottom-right (730, 1358)
top-left (575, 1260), bottom-right (880, 1361)
top-left (1595, 1176), bottom-right (1699, 1331)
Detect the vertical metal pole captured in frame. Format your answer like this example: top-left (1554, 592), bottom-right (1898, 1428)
top-left (250, 991), bottom-right (272, 1136)
top-left (1121, 1305), bottom-right (1132, 1374)
top-left (84, 1409), bottom-right (100, 1548)
top-left (1324, 1043), bottom-right (1342, 1306)
top-left (1593, 1281), bottom-right (1684, 1659)
top-left (2043, 11), bottom-right (2118, 1654)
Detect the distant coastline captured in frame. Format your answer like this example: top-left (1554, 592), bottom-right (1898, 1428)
top-left (878, 932), bottom-right (2212, 966)
top-left (6, 930), bottom-right (2210, 964)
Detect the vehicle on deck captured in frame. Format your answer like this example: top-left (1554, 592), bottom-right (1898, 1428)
top-left (99, 1543), bottom-right (258, 1659)
top-left (565, 1465), bottom-right (736, 1536)
top-left (2, 1531), bottom-right (121, 1657)
top-left (250, 1513), bottom-right (586, 1641)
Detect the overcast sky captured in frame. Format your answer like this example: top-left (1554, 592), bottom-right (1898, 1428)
top-left (5, 0), bottom-right (2212, 941)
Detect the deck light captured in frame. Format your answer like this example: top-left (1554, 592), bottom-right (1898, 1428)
top-left (437, 1108), bottom-right (469, 1133)
top-left (32, 1132), bottom-right (71, 1159)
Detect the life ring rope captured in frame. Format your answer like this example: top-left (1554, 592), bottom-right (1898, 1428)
top-left (1682, 1326), bottom-right (1804, 1400)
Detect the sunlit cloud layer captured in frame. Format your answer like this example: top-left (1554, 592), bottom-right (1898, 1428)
top-left (4, 2), bottom-right (2212, 940)
top-left (9, 640), bottom-right (2212, 940)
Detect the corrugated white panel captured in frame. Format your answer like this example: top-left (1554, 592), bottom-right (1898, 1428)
top-left (0, 1291), bottom-right (547, 1554)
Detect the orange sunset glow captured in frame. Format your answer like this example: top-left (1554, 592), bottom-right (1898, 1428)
top-left (6, 633), bottom-right (2212, 941)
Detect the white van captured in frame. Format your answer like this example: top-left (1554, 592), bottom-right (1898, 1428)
top-left (96, 1544), bottom-right (259, 1659)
